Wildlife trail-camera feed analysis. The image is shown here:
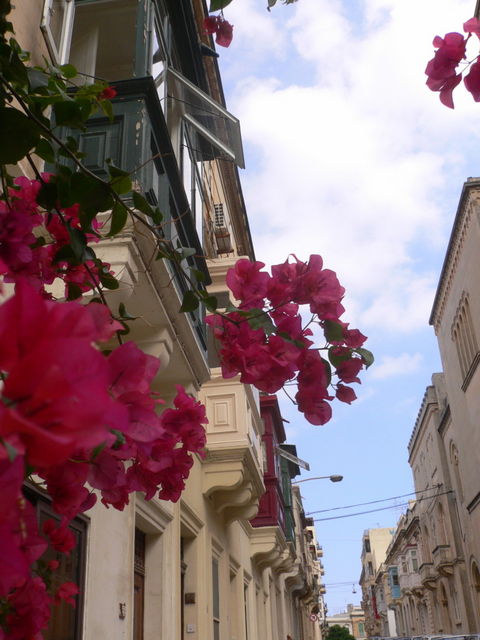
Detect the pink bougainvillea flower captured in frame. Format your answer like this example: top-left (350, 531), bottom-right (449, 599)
top-left (226, 259), bottom-right (270, 309)
top-left (55, 581), bottom-right (79, 606)
top-left (0, 455), bottom-right (48, 597)
top-left (203, 14), bottom-right (233, 48)
top-left (215, 17), bottom-right (234, 48)
top-left (336, 357), bottom-right (364, 384)
top-left (203, 15), bottom-right (219, 34)
top-left (463, 17), bottom-right (480, 37)
top-left (6, 576), bottom-right (52, 639)
top-left (464, 60), bottom-right (480, 101)
top-left (43, 519), bottom-right (76, 554)
top-left (335, 384), bottom-right (357, 404)
top-left (425, 32), bottom-right (466, 108)
top-left (160, 385), bottom-right (208, 453)
top-left (40, 460), bottom-right (96, 520)
top-left (0, 281), bottom-right (125, 466)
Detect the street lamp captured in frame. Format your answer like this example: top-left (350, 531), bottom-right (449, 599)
top-left (292, 475), bottom-right (343, 484)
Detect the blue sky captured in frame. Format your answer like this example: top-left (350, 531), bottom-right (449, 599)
top-left (216, 0), bottom-right (479, 614)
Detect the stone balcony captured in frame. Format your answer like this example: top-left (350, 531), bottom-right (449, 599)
top-left (199, 370), bottom-right (265, 523)
top-left (432, 544), bottom-right (455, 576)
top-left (399, 571), bottom-right (423, 597)
top-left (419, 562), bottom-right (438, 590)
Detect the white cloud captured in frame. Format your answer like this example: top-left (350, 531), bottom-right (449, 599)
top-left (369, 352), bottom-right (423, 380)
top-left (218, 0), bottom-right (478, 334)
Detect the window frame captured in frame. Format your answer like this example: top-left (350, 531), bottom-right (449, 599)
top-left (41, 0), bottom-right (76, 65)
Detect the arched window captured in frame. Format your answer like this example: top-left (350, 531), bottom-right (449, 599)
top-left (451, 293), bottom-right (479, 384)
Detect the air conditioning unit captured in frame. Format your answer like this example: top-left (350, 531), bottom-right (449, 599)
top-left (213, 203), bottom-right (232, 254)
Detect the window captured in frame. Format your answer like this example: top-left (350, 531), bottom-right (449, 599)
top-left (411, 550), bottom-right (418, 572)
top-left (41, 0), bottom-right (75, 64)
top-left (364, 538), bottom-right (371, 553)
top-left (452, 293), bottom-right (479, 383)
top-left (42, 0), bottom-right (143, 81)
top-left (134, 529), bottom-right (146, 640)
top-left (212, 558), bottom-right (220, 640)
top-left (167, 68), bottom-right (244, 168)
top-left (368, 561), bottom-right (374, 576)
top-left (24, 487), bottom-right (87, 640)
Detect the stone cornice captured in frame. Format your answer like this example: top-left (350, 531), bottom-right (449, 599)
top-left (430, 178), bottom-right (480, 330)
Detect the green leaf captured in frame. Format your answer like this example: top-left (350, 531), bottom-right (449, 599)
top-left (132, 191), bottom-right (154, 216)
top-left (209, 0), bottom-right (233, 10)
top-left (91, 442), bottom-right (107, 460)
top-left (30, 236), bottom-right (46, 249)
top-left (111, 429), bottom-right (126, 449)
top-left (59, 63), bottom-right (77, 79)
top-left (34, 138), bottom-right (55, 163)
top-left (70, 173), bottom-right (114, 220)
top-left (3, 439), bottom-right (18, 462)
top-left (117, 320), bottom-right (131, 336)
top-left (327, 346), bottom-right (352, 369)
top-left (53, 244), bottom-right (77, 264)
top-left (99, 269), bottom-right (119, 290)
top-left (322, 357), bottom-right (332, 387)
top-left (204, 296), bottom-right (218, 312)
top-left (108, 202), bottom-right (128, 236)
top-left (225, 302), bottom-right (238, 313)
top-left (118, 302), bottom-right (137, 320)
top-left (324, 320), bottom-right (344, 343)
top-left (243, 309), bottom-right (275, 335)
top-left (180, 290), bottom-right (199, 313)
top-left (355, 347), bottom-right (375, 369)
top-left (66, 282), bottom-right (83, 300)
top-left (190, 268), bottom-right (206, 283)
top-left (67, 224), bottom-right (88, 261)
top-left (53, 100), bottom-right (85, 129)
top-left (108, 165), bottom-right (132, 195)
top-left (99, 98), bottom-right (114, 121)
top-left (0, 107), bottom-right (40, 163)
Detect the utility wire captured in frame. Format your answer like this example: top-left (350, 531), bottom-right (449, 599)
top-left (313, 489), bottom-right (453, 522)
top-left (306, 485), bottom-right (442, 516)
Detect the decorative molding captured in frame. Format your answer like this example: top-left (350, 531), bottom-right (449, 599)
top-left (430, 182), bottom-right (480, 329)
top-left (135, 494), bottom-right (174, 534)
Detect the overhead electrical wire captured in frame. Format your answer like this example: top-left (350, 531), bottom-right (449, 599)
top-left (306, 485), bottom-right (443, 516)
top-left (313, 489), bottom-right (453, 523)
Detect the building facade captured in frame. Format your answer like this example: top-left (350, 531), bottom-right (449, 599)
top-left (361, 179), bottom-right (480, 637)
top-left (359, 528), bottom-right (394, 637)
top-left (8, 2), bottom-right (327, 640)
top-left (325, 604), bottom-right (366, 639)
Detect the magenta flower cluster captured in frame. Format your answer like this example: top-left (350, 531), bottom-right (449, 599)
top-left (0, 179), bottom-right (208, 637)
top-left (206, 256), bottom-right (368, 426)
top-left (426, 17), bottom-right (480, 108)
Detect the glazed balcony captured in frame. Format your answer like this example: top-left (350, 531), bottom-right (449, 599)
top-left (57, 77), bottom-right (212, 388)
top-left (250, 477), bottom-right (286, 533)
top-left (199, 372), bottom-right (265, 523)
